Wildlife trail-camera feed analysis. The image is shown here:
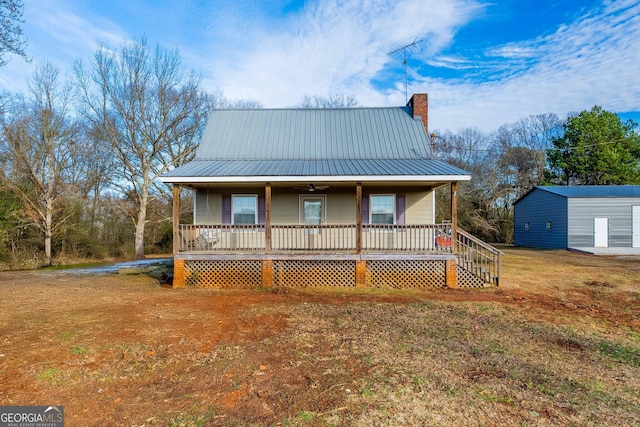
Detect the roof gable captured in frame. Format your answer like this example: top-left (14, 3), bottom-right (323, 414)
top-left (195, 107), bottom-right (430, 160)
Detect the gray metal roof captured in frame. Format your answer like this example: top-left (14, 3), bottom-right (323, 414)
top-left (194, 107), bottom-right (430, 160)
top-left (161, 106), bottom-right (471, 183)
top-left (161, 159), bottom-right (469, 181)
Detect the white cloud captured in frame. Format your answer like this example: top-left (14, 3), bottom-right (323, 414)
top-left (484, 44), bottom-right (537, 59)
top-left (27, 3), bottom-right (124, 59)
top-left (426, 55), bottom-right (482, 70)
top-left (414, 0), bottom-right (640, 131)
top-left (0, 0), bottom-right (126, 91)
top-left (206, 0), bottom-right (484, 107)
top-left (2, 0), bottom-right (637, 134)
top-left (206, 0), bottom-right (639, 132)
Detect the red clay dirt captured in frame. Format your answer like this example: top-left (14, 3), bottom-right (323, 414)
top-left (0, 248), bottom-right (639, 425)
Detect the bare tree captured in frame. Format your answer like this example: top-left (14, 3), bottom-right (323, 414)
top-left (0, 0), bottom-right (28, 66)
top-left (0, 63), bottom-right (78, 265)
top-left (494, 113), bottom-right (562, 198)
top-left (296, 93), bottom-right (358, 108)
top-left (432, 114), bottom-right (563, 244)
top-left (69, 121), bottom-right (114, 236)
top-left (432, 128), bottom-right (502, 239)
top-left (75, 38), bottom-right (209, 259)
top-left (433, 128), bottom-right (487, 170)
top-left (204, 89), bottom-right (264, 109)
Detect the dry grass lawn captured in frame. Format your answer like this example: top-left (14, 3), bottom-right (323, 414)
top-left (0, 247), bottom-right (639, 426)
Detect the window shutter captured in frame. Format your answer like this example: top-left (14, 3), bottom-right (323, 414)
top-left (361, 196), bottom-right (369, 225)
top-left (222, 196), bottom-right (231, 224)
top-left (258, 196), bottom-right (265, 224)
top-left (396, 194), bottom-right (406, 226)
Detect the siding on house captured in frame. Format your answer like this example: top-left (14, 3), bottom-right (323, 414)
top-left (194, 187), bottom-right (434, 225)
top-left (568, 198), bottom-right (639, 247)
top-left (271, 192), bottom-right (300, 224)
top-left (404, 191), bottom-right (434, 224)
top-left (514, 190), bottom-right (567, 249)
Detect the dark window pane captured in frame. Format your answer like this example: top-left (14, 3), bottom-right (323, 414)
top-left (370, 195), bottom-right (395, 225)
top-left (232, 196), bottom-right (256, 225)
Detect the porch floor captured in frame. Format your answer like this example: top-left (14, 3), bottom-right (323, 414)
top-left (176, 251), bottom-right (455, 260)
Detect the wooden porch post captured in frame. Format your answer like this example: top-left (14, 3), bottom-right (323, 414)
top-left (451, 181), bottom-right (458, 252)
top-left (356, 183), bottom-right (362, 254)
top-left (172, 184), bottom-right (185, 288)
top-left (355, 183), bottom-right (366, 287)
top-left (265, 183), bottom-right (272, 252)
top-left (172, 184), bottom-right (180, 254)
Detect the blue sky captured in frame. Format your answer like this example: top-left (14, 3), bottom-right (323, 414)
top-left (1, 0), bottom-right (639, 132)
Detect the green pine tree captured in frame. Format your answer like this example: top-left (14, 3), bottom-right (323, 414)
top-left (545, 106), bottom-right (640, 185)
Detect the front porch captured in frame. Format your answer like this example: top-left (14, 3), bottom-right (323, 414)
top-left (171, 221), bottom-right (502, 289)
top-left (169, 182), bottom-right (502, 289)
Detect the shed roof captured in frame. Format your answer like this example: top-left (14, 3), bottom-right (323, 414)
top-left (515, 185), bottom-right (640, 204)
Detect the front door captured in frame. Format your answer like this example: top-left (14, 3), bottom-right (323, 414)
top-left (594, 217), bottom-right (609, 248)
top-left (300, 196), bottom-right (325, 234)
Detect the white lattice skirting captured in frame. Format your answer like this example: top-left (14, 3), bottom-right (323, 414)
top-left (178, 256), bottom-right (483, 288)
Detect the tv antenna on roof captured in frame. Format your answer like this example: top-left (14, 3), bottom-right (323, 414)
top-left (388, 37), bottom-right (423, 103)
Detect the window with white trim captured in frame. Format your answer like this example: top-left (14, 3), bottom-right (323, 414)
top-left (370, 195), bottom-right (395, 225)
top-left (232, 195), bottom-right (257, 225)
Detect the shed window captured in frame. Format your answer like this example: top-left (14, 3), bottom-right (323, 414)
top-left (524, 222), bottom-right (530, 231)
top-left (232, 195), bottom-right (257, 225)
top-left (546, 221), bottom-right (552, 231)
top-left (370, 195), bottom-right (395, 225)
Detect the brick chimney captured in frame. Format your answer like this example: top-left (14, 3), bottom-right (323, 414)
top-left (407, 93), bottom-right (428, 135)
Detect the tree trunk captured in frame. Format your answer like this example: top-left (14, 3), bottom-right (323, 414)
top-left (45, 198), bottom-right (53, 266)
top-left (134, 212), bottom-right (146, 260)
top-left (90, 185), bottom-right (99, 237)
top-left (134, 191), bottom-right (148, 260)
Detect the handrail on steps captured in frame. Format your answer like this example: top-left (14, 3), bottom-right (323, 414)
top-left (456, 229), bottom-right (504, 286)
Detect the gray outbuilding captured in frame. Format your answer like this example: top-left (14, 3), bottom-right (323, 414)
top-left (513, 186), bottom-right (640, 250)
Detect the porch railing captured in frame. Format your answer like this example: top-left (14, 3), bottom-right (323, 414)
top-left (271, 224), bottom-right (357, 251)
top-left (177, 224), bottom-right (265, 252)
top-left (362, 224), bottom-right (452, 252)
top-left (175, 223), bottom-right (502, 286)
top-left (177, 223), bottom-right (453, 253)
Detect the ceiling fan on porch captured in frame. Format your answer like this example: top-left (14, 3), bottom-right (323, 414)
top-left (294, 183), bottom-right (329, 192)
